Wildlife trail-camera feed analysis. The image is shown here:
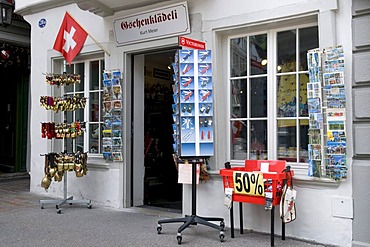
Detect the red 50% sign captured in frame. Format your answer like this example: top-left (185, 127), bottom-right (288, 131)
top-left (233, 171), bottom-right (265, 197)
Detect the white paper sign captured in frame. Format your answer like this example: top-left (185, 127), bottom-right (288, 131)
top-left (178, 163), bottom-right (200, 184)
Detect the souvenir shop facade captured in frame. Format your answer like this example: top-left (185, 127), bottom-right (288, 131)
top-left (16, 0), bottom-right (370, 246)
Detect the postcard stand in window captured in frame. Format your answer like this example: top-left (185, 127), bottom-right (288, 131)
top-left (39, 73), bottom-right (92, 213)
top-left (306, 45), bottom-right (347, 181)
top-left (102, 70), bottom-right (123, 162)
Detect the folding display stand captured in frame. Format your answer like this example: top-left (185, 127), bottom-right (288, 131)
top-left (157, 158), bottom-right (225, 245)
top-left (40, 171), bottom-right (92, 214)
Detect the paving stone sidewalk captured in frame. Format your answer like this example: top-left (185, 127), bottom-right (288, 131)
top-left (0, 175), bottom-right (328, 247)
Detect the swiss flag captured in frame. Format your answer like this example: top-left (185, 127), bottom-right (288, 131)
top-left (53, 12), bottom-right (88, 64)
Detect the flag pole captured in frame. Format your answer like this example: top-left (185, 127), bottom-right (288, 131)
top-left (87, 34), bottom-right (111, 56)
top-left (66, 11), bottom-right (111, 56)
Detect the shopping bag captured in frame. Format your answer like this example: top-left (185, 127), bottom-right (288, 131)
top-left (280, 184), bottom-right (297, 223)
top-left (280, 167), bottom-right (296, 223)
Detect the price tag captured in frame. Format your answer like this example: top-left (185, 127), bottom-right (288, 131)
top-left (233, 171), bottom-right (265, 197)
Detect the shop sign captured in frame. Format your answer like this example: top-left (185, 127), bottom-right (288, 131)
top-left (179, 36), bottom-right (206, 50)
top-left (113, 2), bottom-right (190, 46)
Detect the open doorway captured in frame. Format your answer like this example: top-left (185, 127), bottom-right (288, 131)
top-left (141, 49), bottom-right (182, 211)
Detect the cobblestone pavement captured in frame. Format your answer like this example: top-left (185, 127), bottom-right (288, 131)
top-left (0, 175), bottom-right (330, 247)
top-left (0, 176), bottom-right (44, 212)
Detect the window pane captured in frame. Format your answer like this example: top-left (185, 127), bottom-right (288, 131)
top-left (250, 77), bottom-right (267, 117)
top-left (90, 92), bottom-right (99, 122)
top-left (299, 26), bottom-right (319, 71)
top-left (277, 120), bottom-right (297, 162)
top-left (299, 73), bottom-right (309, 117)
top-left (277, 30), bottom-right (296, 72)
top-left (250, 34), bottom-right (267, 75)
top-left (90, 123), bottom-right (99, 153)
top-left (231, 120), bottom-right (247, 160)
top-left (231, 79), bottom-right (247, 118)
top-left (90, 61), bottom-right (100, 90)
top-left (250, 120), bottom-right (267, 160)
top-left (277, 75), bottom-right (297, 117)
top-left (76, 135), bottom-right (84, 152)
top-left (75, 63), bottom-right (84, 92)
top-left (299, 119), bottom-right (309, 162)
top-left (65, 65), bottom-right (74, 93)
top-left (230, 37), bottom-right (247, 77)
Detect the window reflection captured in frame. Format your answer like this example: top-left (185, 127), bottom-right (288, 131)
top-left (250, 120), bottom-right (267, 160)
top-left (250, 34), bottom-right (267, 75)
top-left (230, 37), bottom-right (247, 77)
top-left (231, 120), bottom-right (247, 160)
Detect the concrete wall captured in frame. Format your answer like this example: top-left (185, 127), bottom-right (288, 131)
top-left (352, 0), bottom-right (370, 246)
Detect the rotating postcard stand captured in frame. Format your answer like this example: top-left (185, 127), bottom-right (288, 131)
top-left (156, 49), bottom-right (224, 244)
top-left (39, 74), bottom-right (91, 214)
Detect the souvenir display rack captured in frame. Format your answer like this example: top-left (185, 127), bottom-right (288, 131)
top-left (157, 49), bottom-right (224, 244)
top-left (307, 45), bottom-right (347, 180)
top-left (171, 49), bottom-right (214, 157)
top-left (39, 73), bottom-right (92, 213)
top-left (101, 70), bottom-right (123, 162)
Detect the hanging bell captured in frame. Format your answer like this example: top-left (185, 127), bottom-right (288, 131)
top-left (41, 175), bottom-right (51, 190)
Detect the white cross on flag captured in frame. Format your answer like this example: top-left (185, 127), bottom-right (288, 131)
top-left (53, 12), bottom-right (88, 64)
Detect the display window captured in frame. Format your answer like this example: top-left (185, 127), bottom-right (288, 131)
top-left (58, 58), bottom-right (105, 155)
top-left (228, 25), bottom-right (318, 172)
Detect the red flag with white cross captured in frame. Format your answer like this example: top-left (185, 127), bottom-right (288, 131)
top-left (53, 12), bottom-right (88, 64)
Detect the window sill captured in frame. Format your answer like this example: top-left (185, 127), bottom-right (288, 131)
top-left (87, 155), bottom-right (121, 170)
top-left (208, 169), bottom-right (341, 187)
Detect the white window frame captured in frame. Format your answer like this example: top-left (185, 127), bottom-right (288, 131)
top-left (52, 56), bottom-right (105, 158)
top-left (227, 23), bottom-right (319, 176)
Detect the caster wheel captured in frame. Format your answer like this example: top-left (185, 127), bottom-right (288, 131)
top-left (57, 209), bottom-right (61, 214)
top-left (220, 221), bottom-right (225, 230)
top-left (157, 224), bottom-right (162, 234)
top-left (56, 205), bottom-right (59, 209)
top-left (88, 204), bottom-right (92, 209)
top-left (177, 236), bottom-right (182, 245)
top-left (69, 203), bottom-right (73, 205)
top-left (41, 205), bottom-right (44, 209)
top-left (219, 232), bottom-right (225, 242)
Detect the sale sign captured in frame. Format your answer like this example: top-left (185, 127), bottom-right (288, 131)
top-left (233, 171), bottom-right (265, 197)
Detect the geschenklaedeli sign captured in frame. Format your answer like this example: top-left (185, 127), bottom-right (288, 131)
top-left (113, 2), bottom-right (190, 45)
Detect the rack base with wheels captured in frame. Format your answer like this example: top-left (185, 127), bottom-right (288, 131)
top-left (157, 159), bottom-right (225, 245)
top-left (40, 172), bottom-right (92, 214)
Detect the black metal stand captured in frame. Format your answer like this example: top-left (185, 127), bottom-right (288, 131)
top-left (156, 159), bottom-right (225, 244)
top-left (229, 202), bottom-right (285, 247)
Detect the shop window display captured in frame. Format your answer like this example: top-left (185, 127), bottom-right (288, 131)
top-left (229, 26), bottom-right (318, 169)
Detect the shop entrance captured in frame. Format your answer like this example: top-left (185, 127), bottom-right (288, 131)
top-left (134, 49), bottom-right (182, 211)
top-left (0, 48), bottom-right (29, 174)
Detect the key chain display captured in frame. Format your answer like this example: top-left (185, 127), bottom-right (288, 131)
top-left (45, 73), bottom-right (81, 86)
top-left (39, 73), bottom-right (89, 190)
top-left (41, 151), bottom-right (88, 190)
top-left (40, 95), bottom-right (87, 112)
